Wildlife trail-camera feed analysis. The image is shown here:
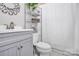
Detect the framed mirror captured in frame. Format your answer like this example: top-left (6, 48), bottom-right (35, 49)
top-left (0, 3), bottom-right (20, 15)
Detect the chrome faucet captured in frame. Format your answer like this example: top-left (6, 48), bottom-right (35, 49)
top-left (10, 22), bottom-right (14, 29)
top-left (3, 21), bottom-right (15, 29)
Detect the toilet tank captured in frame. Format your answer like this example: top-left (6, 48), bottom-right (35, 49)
top-left (33, 32), bottom-right (40, 45)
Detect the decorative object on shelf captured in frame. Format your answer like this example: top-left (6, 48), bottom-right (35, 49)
top-left (26, 3), bottom-right (40, 16)
top-left (32, 17), bottom-right (40, 23)
top-left (0, 3), bottom-right (20, 15)
top-left (31, 8), bottom-right (40, 17)
top-left (26, 3), bottom-right (38, 11)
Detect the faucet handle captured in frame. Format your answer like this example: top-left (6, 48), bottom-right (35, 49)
top-left (3, 24), bottom-right (9, 29)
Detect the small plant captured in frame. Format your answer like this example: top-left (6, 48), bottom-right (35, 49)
top-left (25, 3), bottom-right (38, 11)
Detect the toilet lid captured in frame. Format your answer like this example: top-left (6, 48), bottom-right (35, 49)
top-left (36, 42), bottom-right (51, 49)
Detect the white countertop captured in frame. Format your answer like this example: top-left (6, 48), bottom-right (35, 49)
top-left (0, 29), bottom-right (33, 34)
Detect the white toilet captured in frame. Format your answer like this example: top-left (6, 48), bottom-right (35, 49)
top-left (33, 33), bottom-right (52, 56)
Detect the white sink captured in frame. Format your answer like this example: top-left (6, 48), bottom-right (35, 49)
top-left (0, 25), bottom-right (33, 33)
top-left (0, 29), bottom-right (33, 33)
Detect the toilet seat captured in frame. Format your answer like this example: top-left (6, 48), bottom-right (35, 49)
top-left (36, 42), bottom-right (51, 50)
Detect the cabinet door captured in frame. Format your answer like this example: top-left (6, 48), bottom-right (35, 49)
top-left (0, 43), bottom-right (18, 56)
top-left (20, 38), bottom-right (33, 56)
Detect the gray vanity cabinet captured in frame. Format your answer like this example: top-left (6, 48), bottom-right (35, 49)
top-left (20, 38), bottom-right (33, 56)
top-left (0, 43), bottom-right (18, 56)
top-left (0, 38), bottom-right (33, 56)
top-left (0, 31), bottom-right (33, 56)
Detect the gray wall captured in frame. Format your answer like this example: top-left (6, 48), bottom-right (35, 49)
top-left (0, 3), bottom-right (24, 28)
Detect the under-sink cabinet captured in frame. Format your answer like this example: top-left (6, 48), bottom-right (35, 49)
top-left (0, 30), bottom-right (33, 56)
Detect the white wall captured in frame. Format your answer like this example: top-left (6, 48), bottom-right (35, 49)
top-left (41, 3), bottom-right (75, 50)
top-left (75, 4), bottom-right (79, 53)
top-left (0, 3), bottom-right (24, 28)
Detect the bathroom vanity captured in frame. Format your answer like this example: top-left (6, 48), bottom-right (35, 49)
top-left (0, 29), bottom-right (33, 56)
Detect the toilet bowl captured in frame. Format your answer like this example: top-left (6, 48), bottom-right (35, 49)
top-left (36, 42), bottom-right (52, 56)
top-left (33, 33), bottom-right (52, 56)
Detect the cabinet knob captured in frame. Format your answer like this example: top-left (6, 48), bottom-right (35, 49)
top-left (21, 46), bottom-right (23, 48)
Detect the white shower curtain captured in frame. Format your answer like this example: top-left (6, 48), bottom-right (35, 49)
top-left (40, 3), bottom-right (78, 53)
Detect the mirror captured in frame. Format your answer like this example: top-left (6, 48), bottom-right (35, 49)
top-left (0, 3), bottom-right (20, 15)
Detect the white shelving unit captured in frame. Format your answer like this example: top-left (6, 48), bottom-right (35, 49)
top-left (24, 4), bottom-right (42, 41)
